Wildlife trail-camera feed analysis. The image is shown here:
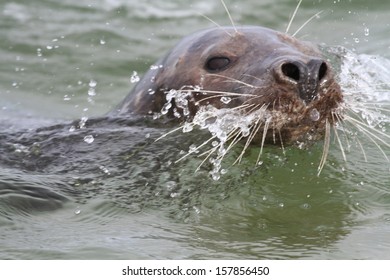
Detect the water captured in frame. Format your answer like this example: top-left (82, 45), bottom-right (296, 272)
top-left (0, 0), bottom-right (389, 259)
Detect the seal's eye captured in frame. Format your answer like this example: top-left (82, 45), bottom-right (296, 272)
top-left (205, 57), bottom-right (231, 72)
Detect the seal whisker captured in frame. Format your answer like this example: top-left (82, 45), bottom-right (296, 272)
top-left (220, 0), bottom-right (237, 33)
top-left (196, 94), bottom-right (240, 104)
top-left (196, 13), bottom-right (233, 37)
top-left (344, 115), bottom-right (390, 143)
top-left (206, 73), bottom-right (260, 89)
top-left (278, 129), bottom-right (286, 155)
top-left (286, 0), bottom-right (302, 34)
top-left (354, 106), bottom-right (390, 114)
top-left (195, 146), bottom-right (219, 172)
top-left (195, 126), bottom-right (242, 171)
top-left (229, 103), bottom-right (257, 112)
top-left (292, 11), bottom-right (324, 37)
top-left (175, 135), bottom-right (217, 164)
top-left (232, 104), bottom-right (269, 164)
top-left (331, 111), bottom-right (348, 157)
top-left (351, 123), bottom-right (390, 162)
top-left (226, 128), bottom-right (245, 154)
top-left (332, 125), bottom-right (347, 162)
top-left (242, 73), bottom-right (267, 84)
top-left (192, 89), bottom-right (258, 98)
top-left (256, 116), bottom-right (272, 166)
top-left (343, 118), bottom-right (390, 161)
top-left (234, 122), bottom-right (261, 165)
top-left (332, 112), bottom-right (352, 152)
top-left (154, 125), bottom-right (186, 142)
top-left (318, 118), bottom-right (331, 176)
top-left (352, 136), bottom-right (369, 163)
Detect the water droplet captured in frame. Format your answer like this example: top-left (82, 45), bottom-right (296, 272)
top-left (166, 181), bottom-right (176, 191)
top-left (100, 39), bottom-right (106, 45)
top-left (364, 27), bottom-right (370, 36)
top-left (89, 79), bottom-right (97, 88)
top-left (354, 37), bottom-right (360, 43)
top-left (75, 208), bottom-right (81, 215)
top-left (99, 165), bottom-right (110, 175)
top-left (301, 203), bottom-right (311, 209)
top-left (310, 108), bottom-right (320, 121)
top-left (46, 45), bottom-right (53, 50)
top-left (69, 126), bottom-right (76, 132)
top-left (161, 102), bottom-right (172, 115)
top-left (220, 96), bottom-right (232, 104)
top-left (189, 144), bottom-right (197, 153)
top-left (193, 206), bottom-right (200, 214)
top-left (83, 135), bottom-right (94, 144)
top-left (147, 89), bottom-right (155, 95)
top-left (210, 171), bottom-right (221, 181)
top-left (170, 192), bottom-right (179, 198)
top-left (88, 88), bottom-right (96, 96)
top-left (130, 71), bottom-right (140, 83)
top-left (278, 203), bottom-right (284, 208)
top-left (182, 122), bottom-right (193, 133)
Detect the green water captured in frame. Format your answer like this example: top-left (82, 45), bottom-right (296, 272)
top-left (0, 0), bottom-right (389, 259)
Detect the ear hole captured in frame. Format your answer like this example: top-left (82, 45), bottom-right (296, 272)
top-left (205, 57), bottom-right (231, 72)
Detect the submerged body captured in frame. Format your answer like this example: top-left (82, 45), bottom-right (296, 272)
top-left (113, 26), bottom-right (343, 145)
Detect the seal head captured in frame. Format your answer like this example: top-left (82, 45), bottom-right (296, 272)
top-left (113, 26), bottom-right (343, 144)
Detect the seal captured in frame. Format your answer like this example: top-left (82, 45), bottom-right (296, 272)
top-left (113, 26), bottom-right (343, 146)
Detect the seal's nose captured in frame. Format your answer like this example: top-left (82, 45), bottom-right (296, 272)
top-left (279, 59), bottom-right (328, 103)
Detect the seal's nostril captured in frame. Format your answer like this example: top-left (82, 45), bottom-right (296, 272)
top-left (281, 62), bottom-right (300, 82)
top-left (318, 62), bottom-right (327, 81)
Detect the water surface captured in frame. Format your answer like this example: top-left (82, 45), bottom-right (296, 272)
top-left (0, 0), bottom-right (389, 259)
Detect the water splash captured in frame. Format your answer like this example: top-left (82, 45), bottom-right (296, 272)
top-left (83, 135), bottom-right (94, 144)
top-left (338, 47), bottom-right (390, 126)
top-left (130, 71), bottom-right (140, 83)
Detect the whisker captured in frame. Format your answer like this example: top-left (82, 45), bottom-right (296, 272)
top-left (333, 125), bottom-right (347, 161)
top-left (175, 135), bottom-right (216, 163)
top-left (344, 119), bottom-right (390, 162)
top-left (226, 128), bottom-right (245, 153)
top-left (196, 12), bottom-right (233, 37)
top-left (286, 0), bottom-right (302, 34)
top-left (190, 89), bottom-right (258, 98)
top-left (356, 137), bottom-right (368, 162)
top-left (344, 115), bottom-right (390, 143)
top-left (242, 73), bottom-right (267, 84)
top-left (256, 117), bottom-right (272, 166)
top-left (220, 0), bottom-right (237, 33)
top-left (234, 120), bottom-right (262, 165)
top-left (278, 129), bottom-right (286, 155)
top-left (154, 125), bottom-right (186, 142)
top-left (206, 73), bottom-right (260, 89)
top-left (195, 146), bottom-right (219, 172)
top-left (331, 112), bottom-right (347, 161)
top-left (232, 104), bottom-right (269, 164)
top-left (318, 118), bottom-right (331, 176)
top-left (292, 11), bottom-right (324, 37)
